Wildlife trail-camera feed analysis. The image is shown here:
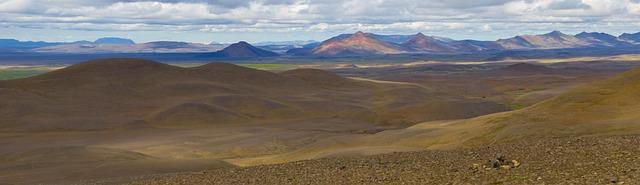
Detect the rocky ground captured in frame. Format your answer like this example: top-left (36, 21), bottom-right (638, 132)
top-left (126, 135), bottom-right (640, 185)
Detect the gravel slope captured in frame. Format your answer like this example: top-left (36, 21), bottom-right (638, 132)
top-left (128, 135), bottom-right (640, 185)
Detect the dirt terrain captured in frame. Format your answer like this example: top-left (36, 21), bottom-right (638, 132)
top-left (128, 135), bottom-right (640, 185)
top-left (0, 58), bottom-right (506, 184)
top-left (2, 58), bottom-right (640, 184)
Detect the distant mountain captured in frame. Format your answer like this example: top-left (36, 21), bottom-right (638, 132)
top-left (0, 39), bottom-right (62, 51)
top-left (497, 31), bottom-right (589, 49)
top-left (139, 41), bottom-right (224, 52)
top-left (34, 41), bottom-right (223, 53)
top-left (71, 40), bottom-right (94, 45)
top-left (286, 30), bottom-right (640, 56)
top-left (401, 33), bottom-right (454, 53)
top-left (94, 37), bottom-right (135, 45)
top-left (458, 40), bottom-right (504, 51)
top-left (620, 32), bottom-right (640, 43)
top-left (204, 41), bottom-right (279, 58)
top-left (575, 32), bottom-right (629, 47)
top-left (253, 40), bottom-right (317, 47)
top-left (252, 40), bottom-right (319, 53)
top-left (398, 33), bottom-right (496, 53)
top-left (311, 31), bottom-right (404, 56)
top-left (4, 30), bottom-right (640, 55)
top-left (321, 33), bottom-right (413, 44)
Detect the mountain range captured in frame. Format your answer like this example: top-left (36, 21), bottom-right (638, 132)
top-left (303, 31), bottom-right (640, 57)
top-left (32, 39), bottom-right (226, 53)
top-left (4, 31), bottom-right (640, 57)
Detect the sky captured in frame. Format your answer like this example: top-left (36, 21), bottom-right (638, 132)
top-left (2, 0), bottom-right (640, 43)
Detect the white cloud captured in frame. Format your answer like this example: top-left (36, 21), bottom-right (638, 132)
top-left (0, 0), bottom-right (640, 40)
top-left (482, 24), bottom-right (493, 31)
top-left (0, 0), bottom-right (39, 13)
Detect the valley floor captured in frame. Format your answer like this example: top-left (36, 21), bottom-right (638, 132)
top-left (127, 135), bottom-right (640, 185)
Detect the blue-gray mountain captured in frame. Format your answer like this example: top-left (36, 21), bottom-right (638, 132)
top-left (4, 31), bottom-right (640, 57)
top-left (94, 37), bottom-right (136, 45)
top-left (202, 41), bottom-right (280, 58)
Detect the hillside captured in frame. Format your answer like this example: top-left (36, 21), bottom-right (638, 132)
top-left (0, 58), bottom-right (506, 131)
top-left (131, 135), bottom-right (640, 185)
top-left (125, 66), bottom-right (640, 183)
top-left (225, 66), bottom-right (640, 166)
top-left (424, 65), bottom-right (640, 145)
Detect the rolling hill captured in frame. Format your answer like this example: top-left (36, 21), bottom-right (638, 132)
top-left (227, 66), bottom-right (640, 166)
top-left (0, 58), bottom-right (507, 131)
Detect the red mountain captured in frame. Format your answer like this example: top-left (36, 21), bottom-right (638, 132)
top-left (311, 31), bottom-right (403, 56)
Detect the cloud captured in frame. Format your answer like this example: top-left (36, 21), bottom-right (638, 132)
top-left (0, 0), bottom-right (639, 39)
top-left (548, 0), bottom-right (591, 10)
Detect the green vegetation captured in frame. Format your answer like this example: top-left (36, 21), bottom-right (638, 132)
top-left (239, 64), bottom-right (297, 71)
top-left (0, 69), bottom-right (49, 80)
top-left (505, 102), bottom-right (528, 110)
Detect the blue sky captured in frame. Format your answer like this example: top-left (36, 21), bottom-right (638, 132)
top-left (2, 0), bottom-right (640, 43)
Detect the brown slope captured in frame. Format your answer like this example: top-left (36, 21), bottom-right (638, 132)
top-left (225, 66), bottom-right (640, 166)
top-left (430, 66), bottom-right (640, 144)
top-left (281, 68), bottom-right (356, 88)
top-left (0, 59), bottom-right (312, 131)
top-left (130, 135), bottom-right (640, 185)
top-left (189, 62), bottom-right (298, 89)
top-left (0, 58), bottom-right (507, 131)
top-left (312, 31), bottom-right (403, 56)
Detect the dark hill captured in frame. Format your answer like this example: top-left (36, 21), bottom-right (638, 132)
top-left (0, 58), bottom-right (506, 131)
top-left (281, 68), bottom-right (353, 87)
top-left (205, 41), bottom-right (279, 58)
